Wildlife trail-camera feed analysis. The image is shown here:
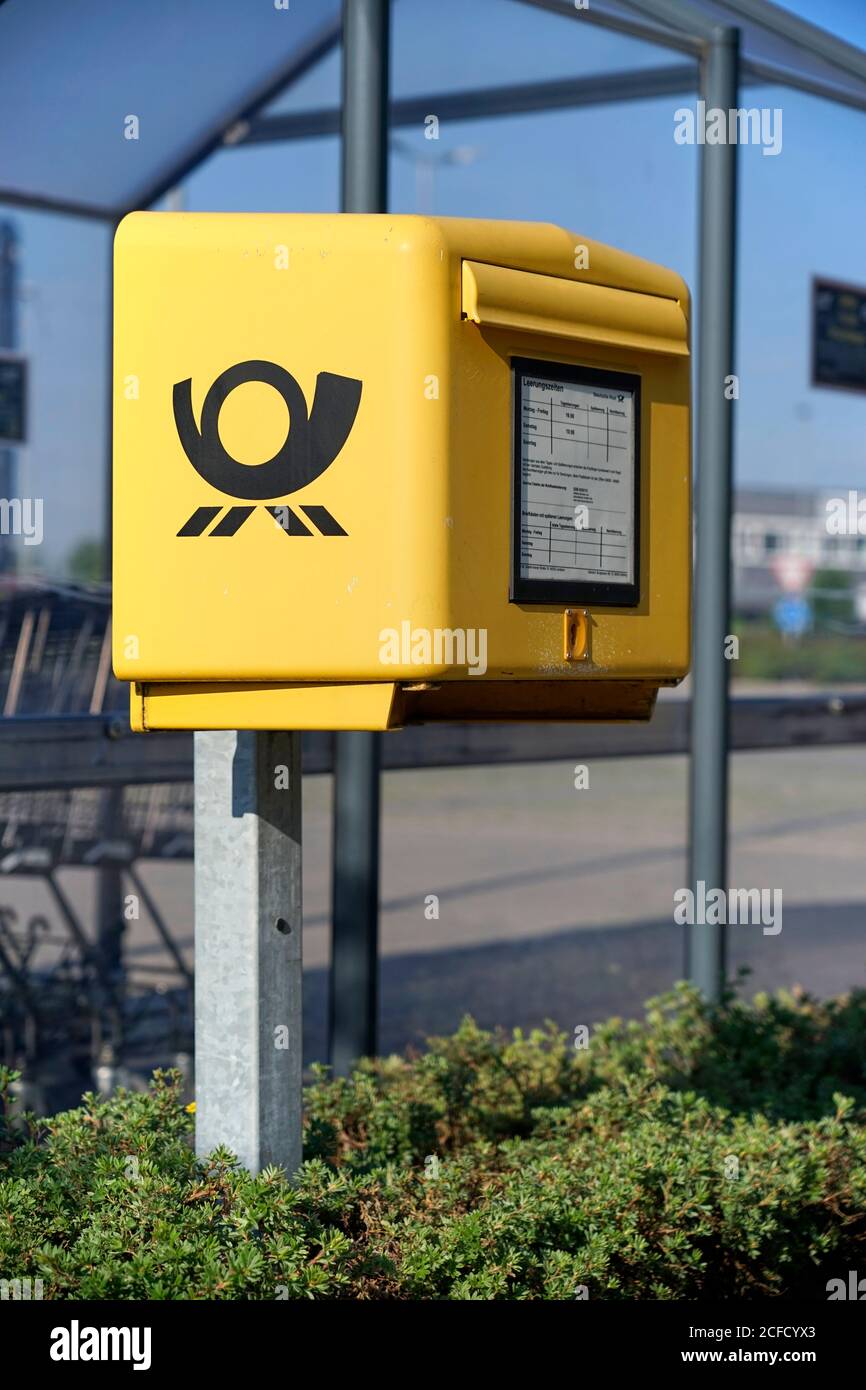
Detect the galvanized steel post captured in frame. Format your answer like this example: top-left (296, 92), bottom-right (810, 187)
top-left (194, 730), bottom-right (303, 1177)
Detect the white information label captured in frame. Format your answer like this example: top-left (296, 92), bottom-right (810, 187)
top-left (518, 369), bottom-right (636, 590)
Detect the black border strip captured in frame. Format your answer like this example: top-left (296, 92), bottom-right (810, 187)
top-left (510, 356), bottom-right (641, 607)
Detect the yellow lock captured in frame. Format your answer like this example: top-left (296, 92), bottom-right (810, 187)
top-left (113, 214), bottom-right (690, 731)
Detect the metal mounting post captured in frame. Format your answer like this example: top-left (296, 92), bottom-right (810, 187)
top-left (329, 0), bottom-right (390, 1072)
top-left (194, 730), bottom-right (303, 1176)
top-left (687, 26), bottom-right (740, 1002)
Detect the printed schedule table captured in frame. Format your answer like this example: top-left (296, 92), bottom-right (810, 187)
top-left (513, 360), bottom-right (639, 605)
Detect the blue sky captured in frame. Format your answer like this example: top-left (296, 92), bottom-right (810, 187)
top-left (4, 0), bottom-right (866, 575)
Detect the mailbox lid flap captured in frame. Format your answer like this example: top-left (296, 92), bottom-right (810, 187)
top-left (462, 260), bottom-right (689, 357)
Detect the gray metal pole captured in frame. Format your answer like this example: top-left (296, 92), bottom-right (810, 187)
top-left (105, 218), bottom-right (119, 581)
top-left (93, 221), bottom-right (127, 1091)
top-left (341, 0), bottom-right (390, 211)
top-left (687, 27), bottom-right (740, 1002)
top-left (0, 219), bottom-right (19, 577)
top-left (330, 0), bottom-right (389, 1073)
top-left (330, 730), bottom-right (381, 1075)
top-left (195, 731), bottom-right (303, 1176)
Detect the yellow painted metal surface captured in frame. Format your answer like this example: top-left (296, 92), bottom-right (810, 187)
top-left (113, 214), bottom-right (691, 731)
top-left (129, 681), bottom-right (402, 733)
top-left (461, 260), bottom-right (690, 356)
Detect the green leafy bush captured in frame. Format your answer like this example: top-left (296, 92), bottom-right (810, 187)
top-left (732, 618), bottom-right (866, 682)
top-left (2, 981), bottom-right (866, 1300)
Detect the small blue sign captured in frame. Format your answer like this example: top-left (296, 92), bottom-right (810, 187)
top-left (773, 595), bottom-right (812, 636)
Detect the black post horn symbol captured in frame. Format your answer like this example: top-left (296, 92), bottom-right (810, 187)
top-left (173, 359), bottom-right (362, 500)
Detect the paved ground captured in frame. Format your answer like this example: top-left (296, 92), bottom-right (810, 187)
top-left (4, 739), bottom-right (866, 1067)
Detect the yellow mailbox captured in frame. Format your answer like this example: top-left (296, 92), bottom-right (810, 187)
top-left (113, 214), bottom-right (690, 731)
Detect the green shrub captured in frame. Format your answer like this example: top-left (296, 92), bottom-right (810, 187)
top-left (2, 980), bottom-right (866, 1300)
top-left (732, 618), bottom-right (866, 682)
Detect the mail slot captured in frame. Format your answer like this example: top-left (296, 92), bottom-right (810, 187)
top-left (112, 213), bottom-right (691, 730)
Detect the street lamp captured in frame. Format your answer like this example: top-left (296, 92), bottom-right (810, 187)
top-left (390, 136), bottom-right (482, 214)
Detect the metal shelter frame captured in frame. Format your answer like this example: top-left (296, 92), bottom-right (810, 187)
top-left (3, 0), bottom-right (866, 1056)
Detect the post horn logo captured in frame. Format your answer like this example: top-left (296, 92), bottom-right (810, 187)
top-left (173, 359), bottom-right (362, 537)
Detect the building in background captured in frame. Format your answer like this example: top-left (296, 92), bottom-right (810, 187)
top-left (733, 486), bottom-right (866, 619)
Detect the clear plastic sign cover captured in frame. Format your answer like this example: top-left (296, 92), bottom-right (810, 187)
top-left (511, 357), bottom-right (639, 606)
